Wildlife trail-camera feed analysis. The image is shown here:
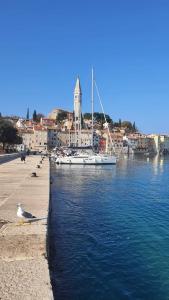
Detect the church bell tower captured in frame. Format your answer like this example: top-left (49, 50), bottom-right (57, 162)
top-left (74, 77), bottom-right (82, 146)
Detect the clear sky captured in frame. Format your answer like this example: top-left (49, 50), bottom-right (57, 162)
top-left (0, 0), bottom-right (169, 133)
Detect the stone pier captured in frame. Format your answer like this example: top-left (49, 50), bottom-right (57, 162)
top-left (0, 155), bottom-right (53, 300)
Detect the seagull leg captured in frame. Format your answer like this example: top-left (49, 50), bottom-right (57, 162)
top-left (17, 218), bottom-right (25, 225)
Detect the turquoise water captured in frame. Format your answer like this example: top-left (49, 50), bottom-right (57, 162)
top-left (49, 156), bottom-right (169, 300)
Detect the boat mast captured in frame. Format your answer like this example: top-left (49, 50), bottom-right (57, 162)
top-left (94, 80), bottom-right (115, 154)
top-left (91, 68), bottom-right (94, 147)
top-left (69, 112), bottom-right (71, 146)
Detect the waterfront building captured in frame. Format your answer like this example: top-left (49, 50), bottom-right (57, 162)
top-left (19, 126), bottom-right (79, 151)
top-left (83, 118), bottom-right (92, 129)
top-left (61, 119), bottom-right (73, 131)
top-left (19, 126), bottom-right (48, 152)
top-left (150, 134), bottom-right (169, 154)
top-left (101, 132), bottom-right (156, 155)
top-left (159, 135), bottom-right (169, 154)
top-left (123, 134), bottom-right (139, 151)
top-left (136, 136), bottom-right (154, 153)
top-left (40, 118), bottom-right (56, 127)
top-left (47, 128), bottom-right (60, 149)
top-left (25, 119), bottom-right (37, 129)
top-left (103, 132), bottom-right (127, 154)
top-left (16, 118), bottom-right (26, 129)
top-left (19, 129), bottom-right (34, 150)
top-left (112, 133), bottom-right (125, 153)
top-left (57, 130), bottom-right (99, 148)
top-left (123, 134), bottom-right (156, 154)
top-left (98, 137), bottom-right (107, 152)
top-left (33, 126), bottom-right (48, 152)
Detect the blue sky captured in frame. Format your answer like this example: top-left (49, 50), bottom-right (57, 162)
top-left (0, 0), bottom-right (169, 133)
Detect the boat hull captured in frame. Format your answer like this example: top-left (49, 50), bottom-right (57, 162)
top-left (55, 155), bottom-right (116, 165)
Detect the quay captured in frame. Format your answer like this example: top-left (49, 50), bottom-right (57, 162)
top-left (0, 155), bottom-right (53, 300)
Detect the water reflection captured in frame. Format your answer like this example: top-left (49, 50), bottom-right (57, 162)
top-left (152, 155), bottom-right (164, 176)
top-left (54, 163), bottom-right (117, 179)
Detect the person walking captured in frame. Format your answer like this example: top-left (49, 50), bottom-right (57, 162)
top-left (21, 152), bottom-right (26, 163)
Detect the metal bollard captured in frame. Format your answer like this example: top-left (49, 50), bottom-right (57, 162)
top-left (31, 172), bottom-right (37, 177)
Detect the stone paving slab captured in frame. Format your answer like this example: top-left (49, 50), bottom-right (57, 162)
top-left (0, 259), bottom-right (52, 300)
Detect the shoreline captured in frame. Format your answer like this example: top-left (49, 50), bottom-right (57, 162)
top-left (0, 155), bottom-right (53, 299)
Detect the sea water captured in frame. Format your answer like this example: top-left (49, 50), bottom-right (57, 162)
top-left (49, 156), bottom-right (169, 300)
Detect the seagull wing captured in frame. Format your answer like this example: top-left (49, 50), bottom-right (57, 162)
top-left (22, 211), bottom-right (36, 219)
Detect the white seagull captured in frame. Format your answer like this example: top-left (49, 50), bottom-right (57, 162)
top-left (17, 203), bottom-right (36, 224)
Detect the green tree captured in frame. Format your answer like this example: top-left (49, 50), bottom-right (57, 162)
top-left (33, 110), bottom-right (37, 121)
top-left (14, 135), bottom-right (23, 145)
top-left (93, 112), bottom-right (101, 122)
top-left (113, 122), bottom-right (120, 127)
top-left (83, 113), bottom-right (92, 120)
top-left (94, 113), bottom-right (113, 124)
top-left (132, 121), bottom-right (137, 132)
top-left (105, 114), bottom-right (113, 124)
top-left (121, 121), bottom-right (133, 130)
top-left (26, 108), bottom-right (29, 120)
top-left (56, 112), bottom-right (67, 123)
top-left (36, 113), bottom-right (45, 123)
top-left (83, 112), bottom-right (113, 124)
top-left (0, 119), bottom-right (22, 149)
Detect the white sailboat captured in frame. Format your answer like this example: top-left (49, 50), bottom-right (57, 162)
top-left (55, 153), bottom-right (116, 165)
top-left (55, 69), bottom-right (116, 165)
